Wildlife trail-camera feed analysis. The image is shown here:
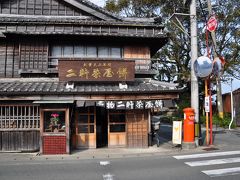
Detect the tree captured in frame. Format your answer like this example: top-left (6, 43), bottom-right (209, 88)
top-left (104, 0), bottom-right (240, 89)
top-left (106, 0), bottom-right (192, 88)
top-left (105, 0), bottom-right (162, 17)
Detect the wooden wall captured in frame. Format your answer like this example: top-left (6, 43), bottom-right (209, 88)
top-left (0, 0), bottom-right (88, 16)
top-left (124, 46), bottom-right (151, 71)
top-left (0, 40), bottom-right (19, 78)
top-left (19, 41), bottom-right (48, 71)
top-left (0, 130), bottom-right (40, 152)
top-left (124, 46), bottom-right (150, 59)
top-left (0, 39), bottom-right (49, 77)
top-left (126, 110), bottom-right (148, 148)
top-left (223, 94), bottom-right (231, 113)
top-left (234, 91), bottom-right (240, 126)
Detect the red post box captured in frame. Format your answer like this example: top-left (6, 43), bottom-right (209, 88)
top-left (183, 108), bottom-right (195, 143)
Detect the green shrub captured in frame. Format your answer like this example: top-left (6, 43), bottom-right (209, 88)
top-left (200, 114), bottom-right (236, 129)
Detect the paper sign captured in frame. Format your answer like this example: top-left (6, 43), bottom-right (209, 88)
top-left (172, 121), bottom-right (182, 144)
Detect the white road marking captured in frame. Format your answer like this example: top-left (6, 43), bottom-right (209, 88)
top-left (103, 173), bottom-right (114, 180)
top-left (202, 167), bottom-right (240, 177)
top-left (173, 150), bottom-right (240, 160)
top-left (100, 161), bottom-right (110, 166)
top-left (185, 157), bottom-right (240, 167)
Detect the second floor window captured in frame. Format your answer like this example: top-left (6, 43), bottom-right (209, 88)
top-left (49, 45), bottom-right (122, 69)
top-left (50, 45), bottom-right (122, 59)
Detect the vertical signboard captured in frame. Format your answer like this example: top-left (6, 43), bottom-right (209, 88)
top-left (205, 96), bottom-right (210, 113)
top-left (172, 121), bottom-right (182, 145)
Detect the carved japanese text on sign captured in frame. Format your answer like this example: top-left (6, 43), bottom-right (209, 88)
top-left (58, 60), bottom-right (135, 82)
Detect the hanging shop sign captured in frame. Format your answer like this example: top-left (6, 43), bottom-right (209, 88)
top-left (58, 60), bottom-right (135, 82)
top-left (96, 100), bottom-right (164, 110)
top-left (207, 15), bottom-right (218, 32)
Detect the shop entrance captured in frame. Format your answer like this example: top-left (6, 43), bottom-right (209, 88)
top-left (96, 107), bottom-right (108, 148)
top-left (75, 107), bottom-right (127, 149)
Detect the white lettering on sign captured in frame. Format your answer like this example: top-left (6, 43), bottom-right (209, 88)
top-left (145, 101), bottom-right (154, 109)
top-left (135, 100), bottom-right (144, 109)
top-left (106, 101), bottom-right (115, 109)
top-left (97, 101), bottom-right (105, 107)
top-left (116, 101), bottom-right (126, 109)
top-left (154, 100), bottom-right (163, 108)
top-left (126, 101), bottom-right (134, 109)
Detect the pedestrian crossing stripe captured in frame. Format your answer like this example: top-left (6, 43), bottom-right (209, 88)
top-left (202, 167), bottom-right (240, 177)
top-left (185, 157), bottom-right (240, 167)
top-left (173, 150), bottom-right (240, 160)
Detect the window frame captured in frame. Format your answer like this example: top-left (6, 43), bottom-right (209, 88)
top-left (108, 110), bottom-right (126, 133)
top-left (41, 108), bottom-right (68, 134)
top-left (76, 107), bottom-right (95, 134)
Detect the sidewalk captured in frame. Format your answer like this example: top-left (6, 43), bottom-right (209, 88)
top-left (0, 125), bottom-right (239, 162)
top-left (0, 137), bottom-right (203, 162)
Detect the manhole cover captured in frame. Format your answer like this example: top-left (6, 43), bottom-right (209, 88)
top-left (203, 147), bottom-right (219, 151)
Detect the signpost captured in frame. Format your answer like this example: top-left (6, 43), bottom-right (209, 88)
top-left (194, 56), bottom-right (213, 146)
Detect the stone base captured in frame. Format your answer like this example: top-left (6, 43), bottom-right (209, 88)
top-left (182, 142), bottom-right (196, 149)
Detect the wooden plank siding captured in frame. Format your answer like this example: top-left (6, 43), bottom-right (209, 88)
top-left (0, 130), bottom-right (40, 152)
top-left (126, 110), bottom-right (148, 148)
top-left (0, 0), bottom-right (89, 16)
top-left (233, 90), bottom-right (240, 126)
top-left (0, 39), bottom-right (49, 77)
top-left (0, 105), bottom-right (40, 152)
top-left (0, 40), bottom-right (19, 78)
top-left (124, 46), bottom-right (151, 71)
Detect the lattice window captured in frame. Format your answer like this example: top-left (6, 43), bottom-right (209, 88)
top-left (0, 105), bottom-right (40, 130)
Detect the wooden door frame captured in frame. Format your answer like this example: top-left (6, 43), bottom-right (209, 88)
top-left (108, 110), bottom-right (127, 147)
top-left (75, 107), bottom-right (96, 148)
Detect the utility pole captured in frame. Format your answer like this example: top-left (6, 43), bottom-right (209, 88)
top-left (206, 0), bottom-right (224, 119)
top-left (190, 0), bottom-right (199, 146)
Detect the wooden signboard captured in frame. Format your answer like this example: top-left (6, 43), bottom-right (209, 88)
top-left (58, 60), bottom-right (135, 82)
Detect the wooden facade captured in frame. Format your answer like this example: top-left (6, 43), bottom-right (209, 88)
top-left (0, 0), bottom-right (179, 154)
top-left (0, 104), bottom-right (40, 151)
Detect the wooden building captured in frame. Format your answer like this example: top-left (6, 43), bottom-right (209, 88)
top-left (0, 0), bottom-right (180, 154)
top-left (223, 88), bottom-right (240, 126)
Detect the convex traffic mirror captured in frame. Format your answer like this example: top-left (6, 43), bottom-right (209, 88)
top-left (194, 56), bottom-right (213, 78)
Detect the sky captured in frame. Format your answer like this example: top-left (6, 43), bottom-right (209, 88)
top-left (222, 79), bottom-right (240, 94)
top-left (89, 0), bottom-right (105, 7)
top-left (88, 0), bottom-right (240, 94)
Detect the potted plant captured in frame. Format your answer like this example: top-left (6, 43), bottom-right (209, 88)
top-left (50, 113), bottom-right (60, 132)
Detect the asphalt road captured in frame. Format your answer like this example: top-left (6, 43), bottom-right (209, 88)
top-left (1, 124), bottom-right (240, 180)
top-left (1, 150), bottom-right (240, 180)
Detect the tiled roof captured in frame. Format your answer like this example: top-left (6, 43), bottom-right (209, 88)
top-left (4, 31), bottom-right (166, 39)
top-left (0, 15), bottom-right (162, 26)
top-left (0, 78), bottom-right (181, 96)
